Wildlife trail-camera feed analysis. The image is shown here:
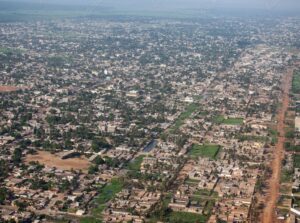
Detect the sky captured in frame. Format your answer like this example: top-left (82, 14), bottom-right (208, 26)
top-left (3, 0), bottom-right (300, 12)
top-left (106, 0), bottom-right (300, 10)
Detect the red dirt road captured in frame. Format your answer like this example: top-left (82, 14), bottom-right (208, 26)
top-left (262, 68), bottom-right (293, 223)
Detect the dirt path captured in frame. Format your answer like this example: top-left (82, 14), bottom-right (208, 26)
top-left (262, 68), bottom-right (293, 223)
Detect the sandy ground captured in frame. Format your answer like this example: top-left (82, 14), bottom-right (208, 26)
top-left (0, 85), bottom-right (19, 92)
top-left (25, 150), bottom-right (90, 172)
top-left (262, 68), bottom-right (293, 223)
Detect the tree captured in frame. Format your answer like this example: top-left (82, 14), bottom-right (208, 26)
top-left (91, 138), bottom-right (111, 152)
top-left (64, 139), bottom-right (74, 150)
top-left (94, 156), bottom-right (105, 165)
top-left (15, 200), bottom-right (28, 211)
top-left (59, 179), bottom-right (71, 193)
top-left (13, 148), bottom-right (22, 165)
top-left (30, 178), bottom-right (52, 191)
top-left (0, 160), bottom-right (9, 179)
top-left (88, 165), bottom-right (98, 174)
top-left (0, 187), bottom-right (11, 204)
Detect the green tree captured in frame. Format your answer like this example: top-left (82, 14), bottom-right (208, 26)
top-left (13, 148), bottom-right (22, 164)
top-left (0, 187), bottom-right (11, 204)
top-left (88, 165), bottom-right (98, 174)
top-left (91, 138), bottom-right (111, 152)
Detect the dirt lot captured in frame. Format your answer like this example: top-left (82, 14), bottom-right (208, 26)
top-left (25, 151), bottom-right (90, 172)
top-left (0, 85), bottom-right (19, 92)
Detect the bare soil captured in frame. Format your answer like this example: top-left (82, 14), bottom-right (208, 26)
top-left (0, 85), bottom-right (19, 92)
top-left (25, 151), bottom-right (90, 172)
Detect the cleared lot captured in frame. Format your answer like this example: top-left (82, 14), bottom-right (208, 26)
top-left (25, 150), bottom-right (90, 172)
top-left (0, 85), bottom-right (19, 92)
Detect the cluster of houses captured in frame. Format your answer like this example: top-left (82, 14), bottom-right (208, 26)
top-left (0, 15), bottom-right (299, 223)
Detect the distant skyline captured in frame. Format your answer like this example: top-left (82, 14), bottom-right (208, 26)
top-left (4, 0), bottom-right (300, 12)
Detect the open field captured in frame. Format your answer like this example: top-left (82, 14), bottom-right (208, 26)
top-left (167, 211), bottom-right (208, 223)
top-left (213, 115), bottom-right (243, 125)
top-left (213, 115), bottom-right (225, 124)
top-left (185, 178), bottom-right (200, 185)
top-left (125, 155), bottom-right (144, 171)
top-left (188, 144), bottom-right (220, 159)
top-left (79, 217), bottom-right (101, 223)
top-left (193, 189), bottom-right (218, 198)
top-left (292, 70), bottom-right (300, 94)
top-left (25, 151), bottom-right (90, 172)
top-left (169, 103), bottom-right (198, 132)
top-left (0, 47), bottom-right (23, 54)
top-left (0, 85), bottom-right (19, 92)
top-left (222, 117), bottom-right (244, 125)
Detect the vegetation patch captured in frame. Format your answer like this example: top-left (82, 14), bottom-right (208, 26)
top-left (294, 154), bottom-right (300, 168)
top-left (286, 145), bottom-right (300, 152)
top-left (292, 70), bottom-right (300, 94)
top-left (91, 178), bottom-right (123, 218)
top-left (0, 47), bottom-right (23, 55)
top-left (167, 211), bottom-right (208, 223)
top-left (190, 196), bottom-right (206, 203)
top-left (80, 217), bottom-right (102, 223)
top-left (292, 197), bottom-right (300, 208)
top-left (185, 178), bottom-right (200, 185)
top-left (193, 189), bottom-right (218, 198)
top-left (291, 145), bottom-right (300, 152)
top-left (222, 118), bottom-right (244, 125)
top-left (47, 55), bottom-right (72, 67)
top-left (170, 103), bottom-right (198, 132)
top-left (213, 115), bottom-right (225, 124)
top-left (125, 155), bottom-right (145, 171)
top-left (281, 169), bottom-right (293, 183)
top-left (188, 144), bottom-right (220, 159)
top-left (203, 200), bottom-right (215, 215)
top-left (237, 135), bottom-right (268, 142)
top-left (213, 115), bottom-right (243, 125)
top-left (285, 130), bottom-right (295, 139)
top-left (148, 193), bottom-right (172, 223)
top-left (269, 129), bottom-right (278, 145)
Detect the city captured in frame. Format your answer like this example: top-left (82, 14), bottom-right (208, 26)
top-left (0, 2), bottom-right (300, 223)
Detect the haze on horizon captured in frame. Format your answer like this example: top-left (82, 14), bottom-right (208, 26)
top-left (3, 0), bottom-right (300, 12)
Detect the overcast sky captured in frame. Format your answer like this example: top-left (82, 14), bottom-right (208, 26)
top-left (105, 0), bottom-right (300, 10)
top-left (6, 0), bottom-right (300, 11)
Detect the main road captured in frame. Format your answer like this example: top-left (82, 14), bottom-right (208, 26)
top-left (262, 67), bottom-right (293, 223)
